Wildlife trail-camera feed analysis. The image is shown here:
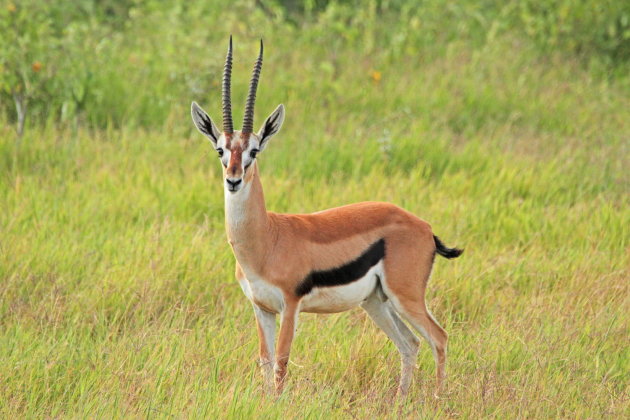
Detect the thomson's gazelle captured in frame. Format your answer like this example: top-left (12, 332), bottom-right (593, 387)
top-left (191, 37), bottom-right (463, 397)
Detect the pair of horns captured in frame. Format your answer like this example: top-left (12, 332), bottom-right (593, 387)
top-left (222, 36), bottom-right (263, 135)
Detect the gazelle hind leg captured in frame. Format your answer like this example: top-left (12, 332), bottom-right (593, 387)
top-left (361, 286), bottom-right (419, 397)
top-left (389, 298), bottom-right (448, 396)
top-left (380, 234), bottom-right (448, 397)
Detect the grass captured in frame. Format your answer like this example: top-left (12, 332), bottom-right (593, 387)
top-left (1, 4), bottom-right (629, 418)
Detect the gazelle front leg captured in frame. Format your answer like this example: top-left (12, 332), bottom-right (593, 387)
top-left (274, 299), bottom-right (299, 393)
top-left (252, 305), bottom-right (276, 393)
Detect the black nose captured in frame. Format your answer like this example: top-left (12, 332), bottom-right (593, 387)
top-left (226, 178), bottom-right (242, 189)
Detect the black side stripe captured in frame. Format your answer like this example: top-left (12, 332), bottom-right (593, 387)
top-left (295, 239), bottom-right (386, 297)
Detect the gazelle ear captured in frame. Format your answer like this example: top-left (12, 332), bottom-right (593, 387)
top-left (257, 104), bottom-right (285, 151)
top-left (191, 101), bottom-right (221, 146)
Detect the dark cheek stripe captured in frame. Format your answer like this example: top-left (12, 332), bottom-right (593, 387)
top-left (295, 239), bottom-right (386, 297)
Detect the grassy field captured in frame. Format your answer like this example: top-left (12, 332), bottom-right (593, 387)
top-left (1, 1), bottom-right (629, 418)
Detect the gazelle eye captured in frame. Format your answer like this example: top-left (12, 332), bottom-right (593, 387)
top-left (250, 149), bottom-right (259, 159)
top-left (217, 148), bottom-right (224, 157)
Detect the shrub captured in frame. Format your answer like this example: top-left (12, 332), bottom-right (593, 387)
top-left (0, 0), bottom-right (628, 135)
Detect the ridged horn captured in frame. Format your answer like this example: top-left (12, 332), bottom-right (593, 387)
top-left (222, 35), bottom-right (234, 134)
top-left (242, 39), bottom-right (263, 134)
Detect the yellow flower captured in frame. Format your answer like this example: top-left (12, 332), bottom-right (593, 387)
top-left (7, 3), bottom-right (16, 12)
top-left (32, 61), bottom-right (42, 72)
top-left (371, 70), bottom-right (382, 83)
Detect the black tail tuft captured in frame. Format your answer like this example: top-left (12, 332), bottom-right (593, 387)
top-left (434, 235), bottom-right (463, 259)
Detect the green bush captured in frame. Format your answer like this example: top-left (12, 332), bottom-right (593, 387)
top-left (0, 0), bottom-right (628, 135)
top-left (517, 0), bottom-right (630, 60)
top-left (0, 0), bottom-right (57, 135)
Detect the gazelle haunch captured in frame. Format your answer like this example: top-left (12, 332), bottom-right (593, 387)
top-left (191, 37), bottom-right (463, 397)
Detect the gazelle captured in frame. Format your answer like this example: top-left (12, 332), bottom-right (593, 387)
top-left (190, 37), bottom-right (463, 397)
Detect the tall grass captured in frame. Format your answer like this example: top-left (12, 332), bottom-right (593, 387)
top-left (1, 0), bottom-right (629, 418)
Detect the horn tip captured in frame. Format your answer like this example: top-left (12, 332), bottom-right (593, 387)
top-left (229, 35), bottom-right (233, 49)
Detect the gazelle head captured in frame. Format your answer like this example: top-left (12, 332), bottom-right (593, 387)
top-left (191, 37), bottom-right (285, 194)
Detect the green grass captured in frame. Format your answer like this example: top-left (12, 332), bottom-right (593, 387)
top-left (1, 2), bottom-right (629, 418)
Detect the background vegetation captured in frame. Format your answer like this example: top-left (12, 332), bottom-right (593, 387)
top-left (1, 0), bottom-right (628, 417)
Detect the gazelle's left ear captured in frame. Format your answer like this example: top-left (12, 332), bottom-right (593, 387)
top-left (191, 101), bottom-right (221, 147)
top-left (257, 104), bottom-right (285, 151)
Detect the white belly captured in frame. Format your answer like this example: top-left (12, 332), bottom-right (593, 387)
top-left (300, 262), bottom-right (382, 313)
top-left (238, 262), bottom-right (383, 314)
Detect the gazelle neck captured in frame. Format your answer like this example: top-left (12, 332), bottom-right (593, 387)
top-left (224, 163), bottom-right (270, 264)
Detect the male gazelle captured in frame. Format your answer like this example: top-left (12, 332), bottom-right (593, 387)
top-left (190, 37), bottom-right (463, 397)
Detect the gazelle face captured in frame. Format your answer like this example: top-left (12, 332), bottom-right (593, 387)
top-left (190, 37), bottom-right (284, 194)
top-left (216, 131), bottom-right (261, 193)
top-left (191, 102), bottom-right (285, 194)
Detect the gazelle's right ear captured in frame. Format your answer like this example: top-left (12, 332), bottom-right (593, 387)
top-left (191, 101), bottom-right (221, 146)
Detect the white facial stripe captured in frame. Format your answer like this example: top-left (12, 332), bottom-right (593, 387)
top-left (242, 138), bottom-right (261, 170)
top-left (215, 137), bottom-right (229, 167)
top-left (213, 133), bottom-right (261, 175)
top-left (221, 149), bottom-right (230, 167)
